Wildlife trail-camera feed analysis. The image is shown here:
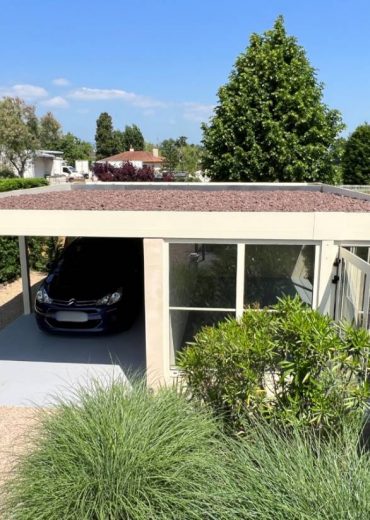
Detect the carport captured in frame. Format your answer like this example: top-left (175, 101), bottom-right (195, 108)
top-left (1, 182), bottom-right (370, 392)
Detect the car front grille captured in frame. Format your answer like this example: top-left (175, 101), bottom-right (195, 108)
top-left (51, 298), bottom-right (97, 307)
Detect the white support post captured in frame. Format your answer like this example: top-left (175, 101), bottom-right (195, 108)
top-left (316, 241), bottom-right (339, 317)
top-left (18, 236), bottom-right (32, 315)
top-left (236, 243), bottom-right (245, 319)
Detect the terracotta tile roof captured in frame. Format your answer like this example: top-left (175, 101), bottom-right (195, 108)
top-left (99, 151), bottom-right (164, 163)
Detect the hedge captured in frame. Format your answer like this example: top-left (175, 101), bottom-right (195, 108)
top-left (0, 178), bottom-right (48, 192)
top-left (0, 177), bottom-right (56, 283)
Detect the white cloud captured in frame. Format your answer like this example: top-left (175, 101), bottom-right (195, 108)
top-left (41, 96), bottom-right (69, 108)
top-left (0, 83), bottom-right (48, 100)
top-left (182, 102), bottom-right (214, 122)
top-left (68, 87), bottom-right (166, 109)
top-left (52, 77), bottom-right (70, 86)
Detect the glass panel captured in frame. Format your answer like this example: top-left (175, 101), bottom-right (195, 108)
top-left (170, 310), bottom-right (234, 365)
top-left (169, 244), bottom-right (237, 308)
top-left (341, 262), bottom-right (366, 327)
top-left (244, 245), bottom-right (315, 307)
top-left (352, 247), bottom-right (369, 262)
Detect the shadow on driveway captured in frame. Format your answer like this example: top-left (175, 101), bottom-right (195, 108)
top-left (0, 314), bottom-right (146, 406)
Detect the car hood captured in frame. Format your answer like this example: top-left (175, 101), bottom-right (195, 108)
top-left (45, 268), bottom-right (122, 301)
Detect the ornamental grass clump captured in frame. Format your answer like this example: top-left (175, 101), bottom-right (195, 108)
top-left (227, 417), bottom-right (370, 519)
top-left (1, 380), bottom-right (235, 520)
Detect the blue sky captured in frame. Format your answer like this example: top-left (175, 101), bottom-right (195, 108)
top-left (1, 0), bottom-right (369, 145)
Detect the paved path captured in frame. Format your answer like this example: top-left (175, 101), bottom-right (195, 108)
top-left (0, 314), bottom-right (145, 406)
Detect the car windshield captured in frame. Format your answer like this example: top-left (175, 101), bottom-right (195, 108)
top-left (59, 239), bottom-right (128, 271)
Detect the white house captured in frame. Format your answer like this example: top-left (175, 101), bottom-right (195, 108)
top-left (98, 148), bottom-right (164, 172)
top-left (23, 150), bottom-right (64, 178)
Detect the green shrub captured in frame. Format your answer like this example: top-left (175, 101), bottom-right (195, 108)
top-left (1, 380), bottom-right (235, 520)
top-left (0, 177), bottom-right (48, 192)
top-left (227, 417), bottom-right (370, 519)
top-left (178, 296), bottom-right (370, 433)
top-left (0, 165), bottom-right (16, 178)
top-left (0, 236), bottom-right (60, 283)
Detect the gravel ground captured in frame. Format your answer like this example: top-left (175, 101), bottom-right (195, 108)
top-left (0, 272), bottom-right (45, 330)
top-left (0, 407), bottom-right (40, 487)
top-left (0, 189), bottom-right (370, 212)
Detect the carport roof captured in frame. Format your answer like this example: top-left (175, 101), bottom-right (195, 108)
top-left (0, 183), bottom-right (370, 212)
top-left (1, 183), bottom-right (370, 242)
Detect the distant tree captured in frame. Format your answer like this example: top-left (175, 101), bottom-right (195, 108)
top-left (160, 139), bottom-right (180, 171)
top-left (144, 141), bottom-right (156, 152)
top-left (95, 112), bottom-right (115, 159)
top-left (39, 112), bottom-right (63, 150)
top-left (176, 136), bottom-right (188, 148)
top-left (123, 124), bottom-right (144, 150)
top-left (112, 130), bottom-right (126, 155)
top-left (180, 144), bottom-right (202, 174)
top-left (60, 133), bottom-right (93, 165)
top-left (0, 97), bottom-right (39, 177)
top-left (342, 124), bottom-right (370, 184)
top-left (330, 137), bottom-right (346, 184)
top-left (202, 16), bottom-right (344, 183)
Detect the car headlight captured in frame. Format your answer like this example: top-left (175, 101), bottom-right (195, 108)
top-left (36, 287), bottom-right (52, 304)
top-left (96, 289), bottom-right (122, 306)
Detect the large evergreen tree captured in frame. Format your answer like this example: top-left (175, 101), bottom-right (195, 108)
top-left (342, 124), bottom-right (370, 185)
top-left (202, 16), bottom-right (344, 183)
top-left (95, 112), bottom-right (114, 159)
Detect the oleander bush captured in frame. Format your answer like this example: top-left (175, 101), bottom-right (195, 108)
top-left (0, 178), bottom-right (48, 191)
top-left (178, 296), bottom-right (370, 434)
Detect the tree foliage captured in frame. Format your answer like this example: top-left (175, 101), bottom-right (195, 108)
top-left (122, 124), bottom-right (144, 151)
top-left (0, 97), bottom-right (39, 177)
top-left (179, 296), bottom-right (370, 435)
top-left (159, 136), bottom-right (202, 174)
top-left (95, 112), bottom-right (115, 160)
top-left (160, 139), bottom-right (180, 171)
top-left (59, 132), bottom-right (93, 165)
top-left (202, 16), bottom-right (344, 183)
top-left (96, 114), bottom-right (145, 158)
top-left (342, 123), bottom-right (370, 184)
top-left (39, 112), bottom-right (63, 150)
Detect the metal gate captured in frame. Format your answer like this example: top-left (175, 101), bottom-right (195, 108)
top-left (335, 247), bottom-right (370, 329)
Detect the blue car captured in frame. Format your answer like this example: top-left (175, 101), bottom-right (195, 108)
top-left (35, 237), bottom-right (143, 333)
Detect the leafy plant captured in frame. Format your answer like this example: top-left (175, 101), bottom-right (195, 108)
top-left (178, 296), bottom-right (370, 434)
top-left (227, 417), bottom-right (370, 519)
top-left (202, 16), bottom-right (344, 183)
top-left (1, 380), bottom-right (235, 520)
top-left (0, 165), bottom-right (16, 178)
top-left (93, 161), bottom-right (174, 182)
top-left (0, 236), bottom-right (60, 283)
top-left (342, 123), bottom-right (370, 184)
top-left (0, 178), bottom-right (48, 191)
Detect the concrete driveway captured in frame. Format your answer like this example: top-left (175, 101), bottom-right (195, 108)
top-left (0, 314), bottom-right (146, 406)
